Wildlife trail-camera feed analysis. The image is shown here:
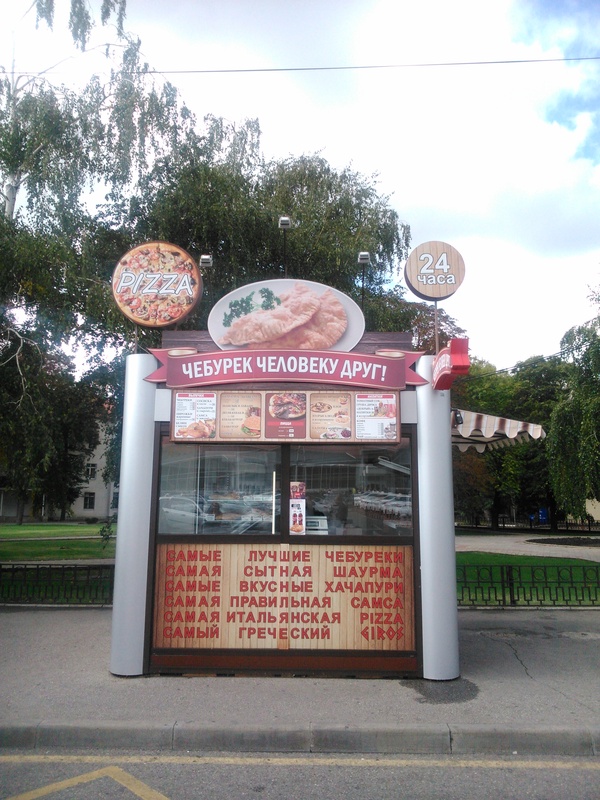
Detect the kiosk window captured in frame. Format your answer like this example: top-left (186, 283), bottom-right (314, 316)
top-left (156, 437), bottom-right (412, 537)
top-left (158, 442), bottom-right (280, 535)
top-left (290, 440), bottom-right (412, 537)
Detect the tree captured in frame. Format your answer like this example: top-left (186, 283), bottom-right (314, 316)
top-left (547, 313), bottom-right (600, 518)
top-left (363, 285), bottom-right (466, 354)
top-left (451, 356), bottom-right (566, 529)
top-left (1, 0), bottom-right (203, 375)
top-left (452, 447), bottom-right (494, 526)
top-left (33, 0), bottom-right (127, 52)
top-left (123, 152), bottom-right (415, 334)
top-left (0, 329), bottom-right (105, 522)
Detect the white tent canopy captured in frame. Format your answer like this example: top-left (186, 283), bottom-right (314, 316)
top-left (451, 409), bottom-right (546, 453)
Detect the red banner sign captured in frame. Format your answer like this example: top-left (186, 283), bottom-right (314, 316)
top-left (432, 338), bottom-right (470, 390)
top-left (147, 349), bottom-right (427, 390)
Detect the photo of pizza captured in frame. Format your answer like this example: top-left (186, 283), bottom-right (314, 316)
top-left (112, 241), bottom-right (202, 328)
top-left (311, 402), bottom-right (332, 413)
top-left (268, 393), bottom-right (306, 419)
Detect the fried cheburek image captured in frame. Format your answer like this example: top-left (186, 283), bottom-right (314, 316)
top-left (219, 282), bottom-right (321, 346)
top-left (248, 289), bottom-right (347, 350)
top-left (220, 282), bottom-right (348, 350)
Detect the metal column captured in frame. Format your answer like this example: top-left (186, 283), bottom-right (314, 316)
top-left (416, 355), bottom-right (460, 680)
top-left (110, 354), bottom-right (157, 676)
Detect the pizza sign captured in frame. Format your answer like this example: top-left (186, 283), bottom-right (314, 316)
top-left (112, 241), bottom-right (203, 328)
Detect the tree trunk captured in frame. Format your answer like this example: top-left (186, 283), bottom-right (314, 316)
top-left (16, 497), bottom-right (25, 525)
top-left (3, 176), bottom-right (19, 220)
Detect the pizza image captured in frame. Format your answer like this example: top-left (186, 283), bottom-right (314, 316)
top-left (268, 393), bottom-right (306, 419)
top-left (311, 402), bottom-right (332, 413)
top-left (112, 241), bottom-right (202, 328)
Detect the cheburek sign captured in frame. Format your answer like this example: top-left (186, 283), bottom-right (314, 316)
top-left (112, 241), bottom-right (202, 328)
top-left (207, 279), bottom-right (365, 353)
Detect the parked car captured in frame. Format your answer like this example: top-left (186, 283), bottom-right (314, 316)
top-left (159, 495), bottom-right (205, 534)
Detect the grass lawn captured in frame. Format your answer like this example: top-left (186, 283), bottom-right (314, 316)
top-left (0, 524), bottom-right (596, 570)
top-left (455, 551), bottom-right (594, 568)
top-left (0, 522), bottom-right (104, 539)
top-left (0, 522), bottom-right (115, 561)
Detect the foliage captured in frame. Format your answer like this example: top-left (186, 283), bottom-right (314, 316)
top-left (452, 355), bottom-right (568, 528)
top-left (34, 0), bottom-right (127, 51)
top-left (547, 317), bottom-right (600, 517)
top-left (364, 285), bottom-right (466, 353)
top-left (452, 448), bottom-right (494, 525)
top-left (0, 328), bottom-right (106, 521)
top-left (125, 151), bottom-right (413, 331)
top-left (0, 2), bottom-right (474, 510)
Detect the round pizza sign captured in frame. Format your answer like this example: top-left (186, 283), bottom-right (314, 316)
top-left (404, 241), bottom-right (465, 302)
top-left (112, 242), bottom-right (203, 328)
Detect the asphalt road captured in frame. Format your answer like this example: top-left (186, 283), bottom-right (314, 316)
top-left (1, 752), bottom-right (600, 800)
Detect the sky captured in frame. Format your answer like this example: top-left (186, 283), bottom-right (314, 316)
top-left (4, 0), bottom-right (600, 371)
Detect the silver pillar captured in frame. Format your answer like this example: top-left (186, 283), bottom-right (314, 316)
top-left (110, 354), bottom-right (157, 676)
top-left (416, 355), bottom-right (460, 680)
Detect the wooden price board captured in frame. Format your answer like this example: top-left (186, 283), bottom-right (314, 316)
top-left (152, 543), bottom-right (414, 653)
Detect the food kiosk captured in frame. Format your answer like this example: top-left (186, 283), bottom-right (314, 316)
top-left (110, 242), bottom-right (466, 679)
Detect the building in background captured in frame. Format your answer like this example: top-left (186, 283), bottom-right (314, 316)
top-left (0, 439), bottom-right (117, 523)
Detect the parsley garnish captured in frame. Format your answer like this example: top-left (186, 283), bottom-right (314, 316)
top-left (222, 287), bottom-right (281, 327)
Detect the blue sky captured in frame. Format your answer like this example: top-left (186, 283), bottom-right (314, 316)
top-left (4, 0), bottom-right (600, 369)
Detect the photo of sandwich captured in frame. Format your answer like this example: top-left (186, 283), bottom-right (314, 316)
top-left (241, 407), bottom-right (261, 437)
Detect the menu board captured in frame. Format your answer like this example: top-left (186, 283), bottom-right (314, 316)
top-left (309, 392), bottom-right (352, 439)
top-left (172, 392), bottom-right (217, 440)
top-left (171, 390), bottom-right (399, 443)
top-left (218, 392), bottom-right (262, 440)
top-left (152, 543), bottom-right (414, 653)
top-left (265, 392), bottom-right (307, 439)
top-left (355, 393), bottom-right (398, 440)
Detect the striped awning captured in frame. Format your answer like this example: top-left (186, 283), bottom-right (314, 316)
top-left (451, 409), bottom-right (546, 453)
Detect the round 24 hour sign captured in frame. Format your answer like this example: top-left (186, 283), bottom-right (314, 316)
top-left (404, 241), bottom-right (465, 302)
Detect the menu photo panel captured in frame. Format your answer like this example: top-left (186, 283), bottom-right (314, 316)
top-left (171, 390), bottom-right (400, 443)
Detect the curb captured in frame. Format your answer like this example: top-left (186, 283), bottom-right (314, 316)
top-left (1, 723), bottom-right (599, 756)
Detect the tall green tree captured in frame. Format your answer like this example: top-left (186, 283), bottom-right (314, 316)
top-left (547, 309), bottom-right (600, 518)
top-left (452, 356), bottom-right (564, 528)
top-left (126, 152), bottom-right (414, 331)
top-left (0, 328), bottom-right (105, 521)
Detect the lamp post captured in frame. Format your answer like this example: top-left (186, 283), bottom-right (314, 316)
top-left (279, 216), bottom-right (291, 278)
top-left (358, 251), bottom-right (370, 309)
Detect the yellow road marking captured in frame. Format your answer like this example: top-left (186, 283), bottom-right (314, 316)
top-left (3, 765), bottom-right (171, 800)
top-left (0, 754), bottom-right (599, 771)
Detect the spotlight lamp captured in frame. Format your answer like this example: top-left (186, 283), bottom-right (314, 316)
top-left (451, 408), bottom-right (464, 426)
